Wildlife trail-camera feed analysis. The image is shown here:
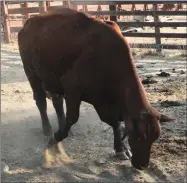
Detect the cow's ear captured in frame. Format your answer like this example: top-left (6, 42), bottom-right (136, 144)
top-left (159, 114), bottom-right (175, 123)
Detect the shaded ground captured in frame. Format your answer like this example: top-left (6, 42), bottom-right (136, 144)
top-left (1, 38), bottom-right (187, 183)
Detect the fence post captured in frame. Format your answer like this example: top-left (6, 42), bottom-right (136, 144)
top-left (153, 4), bottom-right (161, 52)
top-left (71, 2), bottom-right (78, 10)
top-left (21, 2), bottom-right (30, 25)
top-left (109, 5), bottom-right (117, 21)
top-left (82, 5), bottom-right (88, 12)
top-left (24, 2), bottom-right (29, 19)
top-left (39, 1), bottom-right (47, 13)
top-left (2, 1), bottom-right (10, 43)
top-left (46, 1), bottom-right (51, 7)
top-left (63, 1), bottom-right (70, 8)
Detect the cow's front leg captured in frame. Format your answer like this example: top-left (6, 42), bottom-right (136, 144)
top-left (113, 122), bottom-right (132, 160)
top-left (43, 93), bottom-right (78, 168)
top-left (53, 93), bottom-right (81, 142)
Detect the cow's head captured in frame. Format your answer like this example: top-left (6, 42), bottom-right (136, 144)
top-left (125, 108), bottom-right (175, 170)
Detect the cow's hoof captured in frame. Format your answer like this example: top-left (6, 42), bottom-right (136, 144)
top-left (126, 149), bottom-right (132, 158)
top-left (54, 130), bottom-right (68, 142)
top-left (115, 152), bottom-right (130, 160)
top-left (46, 135), bottom-right (57, 148)
top-left (43, 126), bottom-right (52, 136)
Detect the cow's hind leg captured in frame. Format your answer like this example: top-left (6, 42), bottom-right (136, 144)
top-left (25, 70), bottom-right (52, 136)
top-left (43, 93), bottom-right (77, 168)
top-left (36, 94), bottom-right (52, 136)
top-left (51, 94), bottom-right (66, 133)
top-left (112, 122), bottom-right (132, 160)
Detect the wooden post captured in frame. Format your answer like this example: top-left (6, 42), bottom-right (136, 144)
top-left (82, 5), bottom-right (88, 12)
top-left (153, 4), bottom-right (161, 52)
top-left (117, 4), bottom-right (122, 19)
top-left (46, 1), bottom-right (51, 7)
top-left (71, 2), bottom-right (78, 10)
top-left (63, 1), bottom-right (70, 8)
top-left (144, 4), bottom-right (148, 11)
top-left (21, 2), bottom-right (30, 25)
top-left (109, 5), bottom-right (117, 21)
top-left (24, 2), bottom-right (29, 19)
top-left (39, 1), bottom-right (47, 14)
top-left (2, 1), bottom-right (10, 43)
top-left (131, 4), bottom-right (136, 11)
top-left (96, 5), bottom-right (103, 19)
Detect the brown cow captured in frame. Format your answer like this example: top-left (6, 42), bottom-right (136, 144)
top-left (18, 8), bottom-right (175, 170)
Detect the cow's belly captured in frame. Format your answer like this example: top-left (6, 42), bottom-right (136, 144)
top-left (81, 91), bottom-right (121, 123)
top-left (42, 80), bottom-right (64, 96)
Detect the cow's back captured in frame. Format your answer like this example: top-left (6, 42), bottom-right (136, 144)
top-left (18, 8), bottom-right (133, 111)
top-left (19, 10), bottom-right (102, 80)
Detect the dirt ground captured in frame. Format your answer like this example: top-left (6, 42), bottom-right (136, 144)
top-left (1, 13), bottom-right (187, 182)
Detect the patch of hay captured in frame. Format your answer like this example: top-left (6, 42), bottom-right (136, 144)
top-left (42, 142), bottom-right (73, 169)
top-left (8, 168), bottom-right (34, 174)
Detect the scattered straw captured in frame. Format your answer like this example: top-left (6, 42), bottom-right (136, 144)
top-left (42, 142), bottom-right (73, 169)
top-left (8, 168), bottom-right (34, 175)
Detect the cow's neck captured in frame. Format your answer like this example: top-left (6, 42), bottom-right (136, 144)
top-left (125, 65), bottom-right (151, 118)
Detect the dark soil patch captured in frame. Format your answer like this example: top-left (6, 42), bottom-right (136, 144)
top-left (142, 78), bottom-right (158, 85)
top-left (157, 72), bottom-right (171, 77)
top-left (180, 70), bottom-right (185, 74)
top-left (136, 65), bottom-right (144, 68)
top-left (161, 138), bottom-right (187, 146)
top-left (153, 88), bottom-right (174, 95)
top-left (160, 100), bottom-right (182, 107)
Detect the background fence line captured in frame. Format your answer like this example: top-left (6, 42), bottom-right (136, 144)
top-left (1, 1), bottom-right (186, 51)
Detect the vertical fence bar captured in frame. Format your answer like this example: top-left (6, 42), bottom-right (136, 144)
top-left (82, 5), bottom-right (88, 12)
top-left (63, 1), bottom-right (70, 8)
top-left (153, 3), bottom-right (161, 52)
top-left (24, 2), bottom-right (29, 19)
top-left (46, 1), bottom-right (51, 7)
top-left (46, 1), bottom-right (51, 12)
top-left (71, 2), bottom-right (78, 10)
top-left (2, 1), bottom-right (10, 43)
top-left (21, 2), bottom-right (30, 25)
top-left (39, 1), bottom-right (47, 13)
top-left (109, 5), bottom-right (117, 21)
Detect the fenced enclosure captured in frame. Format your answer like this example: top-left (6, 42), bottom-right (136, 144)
top-left (1, 2), bottom-right (187, 183)
top-left (1, 1), bottom-right (187, 51)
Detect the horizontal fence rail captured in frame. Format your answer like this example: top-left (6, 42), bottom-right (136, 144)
top-left (122, 33), bottom-right (187, 38)
top-left (117, 22), bottom-right (187, 27)
top-left (86, 10), bottom-right (187, 16)
top-left (71, 1), bottom-right (187, 5)
top-left (9, 22), bottom-right (187, 29)
top-left (129, 43), bottom-right (187, 50)
top-left (1, 1), bottom-right (187, 51)
top-left (6, 1), bottom-right (187, 5)
top-left (10, 27), bottom-right (187, 39)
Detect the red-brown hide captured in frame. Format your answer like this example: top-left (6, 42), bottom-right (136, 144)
top-left (18, 8), bottom-right (174, 170)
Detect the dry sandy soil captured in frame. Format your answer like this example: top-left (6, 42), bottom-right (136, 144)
top-left (1, 11), bottom-right (187, 182)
